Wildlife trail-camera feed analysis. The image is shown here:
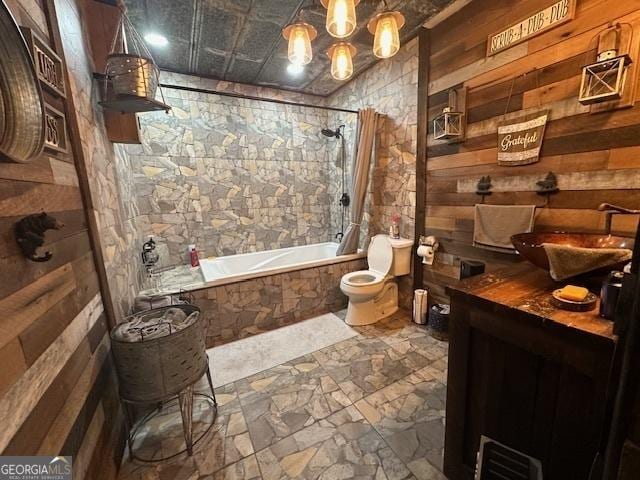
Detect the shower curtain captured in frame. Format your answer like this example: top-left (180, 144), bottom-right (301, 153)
top-left (336, 108), bottom-right (379, 255)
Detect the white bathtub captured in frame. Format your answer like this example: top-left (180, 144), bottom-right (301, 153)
top-left (199, 242), bottom-right (365, 286)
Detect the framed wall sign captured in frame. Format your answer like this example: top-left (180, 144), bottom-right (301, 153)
top-left (497, 110), bottom-right (548, 166)
top-left (21, 27), bottom-right (66, 98)
top-left (44, 104), bottom-right (68, 154)
top-left (487, 0), bottom-right (576, 56)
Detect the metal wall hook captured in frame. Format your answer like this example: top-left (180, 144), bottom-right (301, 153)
top-left (535, 172), bottom-right (559, 208)
top-left (476, 175), bottom-right (492, 203)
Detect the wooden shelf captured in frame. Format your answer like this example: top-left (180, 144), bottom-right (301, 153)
top-left (99, 95), bottom-right (170, 114)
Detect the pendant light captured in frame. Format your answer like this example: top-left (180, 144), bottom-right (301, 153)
top-left (327, 42), bottom-right (357, 81)
top-left (282, 22), bottom-right (317, 66)
top-left (321, 0), bottom-right (360, 39)
top-left (367, 5), bottom-right (405, 59)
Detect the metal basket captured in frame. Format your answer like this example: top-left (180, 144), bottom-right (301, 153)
top-left (106, 53), bottom-right (159, 98)
top-left (111, 304), bottom-right (207, 403)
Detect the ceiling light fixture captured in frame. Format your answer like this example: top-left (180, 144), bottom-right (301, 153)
top-left (327, 42), bottom-right (357, 81)
top-left (287, 63), bottom-right (305, 75)
top-left (144, 32), bottom-right (168, 47)
top-left (367, 5), bottom-right (405, 59)
top-left (321, 0), bottom-right (360, 39)
top-left (282, 22), bottom-right (317, 66)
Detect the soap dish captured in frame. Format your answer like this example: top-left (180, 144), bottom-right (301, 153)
top-left (551, 289), bottom-right (598, 312)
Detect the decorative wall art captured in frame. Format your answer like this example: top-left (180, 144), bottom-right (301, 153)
top-left (487, 0), bottom-right (576, 56)
top-left (0, 0), bottom-right (45, 163)
top-left (43, 104), bottom-right (68, 153)
top-left (21, 27), bottom-right (66, 98)
top-left (14, 212), bottom-right (65, 262)
top-left (497, 110), bottom-right (549, 166)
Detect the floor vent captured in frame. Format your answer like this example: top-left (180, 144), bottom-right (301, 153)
top-left (476, 436), bottom-right (543, 480)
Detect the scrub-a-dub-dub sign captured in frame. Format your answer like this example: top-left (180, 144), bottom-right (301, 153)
top-left (497, 111), bottom-right (548, 166)
top-left (487, 0), bottom-right (575, 56)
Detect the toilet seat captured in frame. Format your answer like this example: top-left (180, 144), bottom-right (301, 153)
top-left (367, 235), bottom-right (393, 276)
top-left (341, 270), bottom-right (385, 287)
top-left (341, 236), bottom-right (393, 287)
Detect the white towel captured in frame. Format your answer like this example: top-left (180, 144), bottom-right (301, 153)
top-left (473, 204), bottom-right (536, 254)
top-left (112, 309), bottom-right (198, 343)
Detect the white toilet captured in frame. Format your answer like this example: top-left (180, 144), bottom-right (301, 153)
top-left (340, 234), bottom-right (414, 326)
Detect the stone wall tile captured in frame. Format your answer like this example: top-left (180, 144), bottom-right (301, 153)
top-left (123, 74), bottom-right (346, 265)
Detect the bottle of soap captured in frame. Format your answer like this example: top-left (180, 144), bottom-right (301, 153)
top-left (188, 244), bottom-right (200, 268)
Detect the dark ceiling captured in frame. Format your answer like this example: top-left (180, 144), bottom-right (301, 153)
top-left (123, 0), bottom-right (454, 97)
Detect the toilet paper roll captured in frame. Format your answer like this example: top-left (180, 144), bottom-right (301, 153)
top-left (417, 245), bottom-right (432, 265)
top-left (413, 289), bottom-right (428, 325)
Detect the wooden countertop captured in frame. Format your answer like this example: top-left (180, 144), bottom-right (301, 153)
top-left (448, 264), bottom-right (616, 342)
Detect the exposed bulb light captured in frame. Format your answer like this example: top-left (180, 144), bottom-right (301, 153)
top-left (282, 22), bottom-right (317, 66)
top-left (327, 42), bottom-right (357, 81)
top-left (144, 32), bottom-right (169, 47)
top-left (321, 0), bottom-right (360, 39)
top-left (368, 11), bottom-right (405, 59)
top-left (287, 63), bottom-right (305, 75)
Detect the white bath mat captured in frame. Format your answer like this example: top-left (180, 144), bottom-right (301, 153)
top-left (207, 312), bottom-right (356, 387)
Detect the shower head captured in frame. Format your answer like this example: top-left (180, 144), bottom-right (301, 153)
top-left (321, 125), bottom-right (345, 139)
top-left (321, 128), bottom-right (339, 138)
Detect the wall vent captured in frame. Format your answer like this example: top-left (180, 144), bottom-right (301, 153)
top-left (476, 436), bottom-right (543, 480)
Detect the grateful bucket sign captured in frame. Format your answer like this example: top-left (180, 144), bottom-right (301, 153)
top-left (497, 110), bottom-right (548, 166)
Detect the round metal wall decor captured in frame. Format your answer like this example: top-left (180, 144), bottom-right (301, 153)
top-left (0, 0), bottom-right (45, 163)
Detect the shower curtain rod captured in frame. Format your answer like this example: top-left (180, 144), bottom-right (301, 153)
top-left (159, 83), bottom-right (359, 114)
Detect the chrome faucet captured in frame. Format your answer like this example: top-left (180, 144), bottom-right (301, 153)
top-left (598, 203), bottom-right (640, 235)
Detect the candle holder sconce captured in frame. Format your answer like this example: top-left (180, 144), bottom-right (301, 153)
top-left (433, 87), bottom-right (467, 144)
top-left (579, 23), bottom-right (638, 112)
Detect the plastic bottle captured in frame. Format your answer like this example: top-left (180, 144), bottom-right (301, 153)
top-left (188, 244), bottom-right (199, 268)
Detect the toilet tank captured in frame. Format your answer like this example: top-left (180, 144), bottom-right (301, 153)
top-left (388, 236), bottom-right (414, 276)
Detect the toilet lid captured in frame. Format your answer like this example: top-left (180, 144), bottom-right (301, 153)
top-left (367, 235), bottom-right (393, 275)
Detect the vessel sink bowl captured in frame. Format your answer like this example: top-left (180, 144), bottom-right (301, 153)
top-left (511, 232), bottom-right (635, 272)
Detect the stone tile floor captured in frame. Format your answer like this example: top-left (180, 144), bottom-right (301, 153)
top-left (118, 310), bottom-right (449, 480)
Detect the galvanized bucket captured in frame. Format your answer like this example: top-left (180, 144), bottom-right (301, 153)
top-left (111, 304), bottom-right (207, 403)
top-left (106, 53), bottom-right (159, 99)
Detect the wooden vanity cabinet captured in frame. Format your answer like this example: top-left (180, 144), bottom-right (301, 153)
top-left (444, 266), bottom-right (617, 480)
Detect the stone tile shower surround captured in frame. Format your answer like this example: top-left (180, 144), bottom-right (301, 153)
top-left (121, 72), bottom-right (355, 266)
top-left (110, 37), bottom-right (420, 317)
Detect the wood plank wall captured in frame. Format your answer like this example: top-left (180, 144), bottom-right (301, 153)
top-left (0, 0), bottom-right (124, 477)
top-left (423, 0), bottom-right (640, 303)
